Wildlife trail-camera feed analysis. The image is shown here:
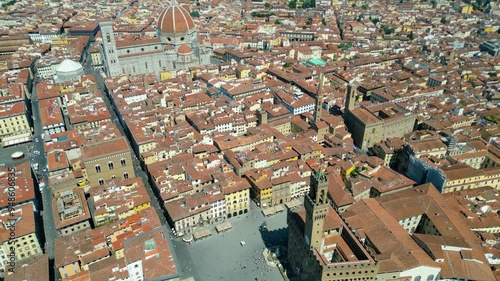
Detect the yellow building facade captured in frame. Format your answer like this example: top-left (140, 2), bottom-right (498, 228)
top-left (0, 103), bottom-right (31, 147)
top-left (225, 188), bottom-right (250, 218)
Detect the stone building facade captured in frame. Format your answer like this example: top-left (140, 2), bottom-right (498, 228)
top-left (81, 137), bottom-right (135, 187)
top-left (100, 2), bottom-right (211, 78)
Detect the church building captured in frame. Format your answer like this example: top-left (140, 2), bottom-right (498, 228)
top-left (99, 1), bottom-right (211, 78)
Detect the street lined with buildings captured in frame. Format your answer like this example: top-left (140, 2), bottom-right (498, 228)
top-left (0, 0), bottom-right (499, 280)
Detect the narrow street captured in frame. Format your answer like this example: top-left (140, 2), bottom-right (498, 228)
top-left (28, 76), bottom-right (58, 261)
top-left (83, 56), bottom-right (168, 226)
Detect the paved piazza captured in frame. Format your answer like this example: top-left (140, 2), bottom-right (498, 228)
top-left (172, 202), bottom-right (289, 281)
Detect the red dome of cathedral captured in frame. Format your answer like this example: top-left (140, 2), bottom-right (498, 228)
top-left (157, 4), bottom-right (195, 33)
top-left (178, 44), bottom-right (192, 54)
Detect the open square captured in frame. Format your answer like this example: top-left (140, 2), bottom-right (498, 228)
top-left (172, 203), bottom-right (289, 281)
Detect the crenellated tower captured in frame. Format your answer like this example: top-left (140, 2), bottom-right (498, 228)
top-left (304, 169), bottom-right (329, 249)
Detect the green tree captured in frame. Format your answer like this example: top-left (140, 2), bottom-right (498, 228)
top-left (361, 3), bottom-right (368, 9)
top-left (440, 17), bottom-right (446, 24)
top-left (339, 42), bottom-right (353, 50)
top-left (408, 31), bottom-right (414, 40)
top-left (322, 18), bottom-right (327, 25)
top-left (288, 0), bottom-right (297, 8)
top-left (305, 17), bottom-right (312, 25)
top-left (190, 11), bottom-right (200, 17)
top-left (302, 0), bottom-right (316, 8)
top-left (264, 2), bottom-right (271, 8)
top-left (370, 17), bottom-right (380, 25)
top-left (488, 72), bottom-right (497, 77)
top-left (274, 19), bottom-right (281, 24)
top-left (381, 24), bottom-right (394, 34)
top-left (196, 1), bottom-right (200, 6)
top-left (1, 0), bottom-right (16, 7)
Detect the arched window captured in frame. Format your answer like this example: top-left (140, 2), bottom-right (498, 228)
top-left (427, 275), bottom-right (434, 281)
top-left (319, 189), bottom-right (325, 204)
top-left (108, 161), bottom-right (114, 170)
top-left (98, 179), bottom-right (104, 185)
top-left (123, 172), bottom-right (129, 179)
top-left (120, 159), bottom-right (126, 167)
top-left (95, 165), bottom-right (101, 173)
top-left (414, 276), bottom-right (421, 281)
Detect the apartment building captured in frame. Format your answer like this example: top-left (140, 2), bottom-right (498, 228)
top-left (81, 136), bottom-right (135, 187)
top-left (0, 102), bottom-right (31, 147)
top-left (246, 169), bottom-right (284, 207)
top-left (55, 229), bottom-right (111, 279)
top-left (441, 163), bottom-right (500, 193)
top-left (164, 188), bottom-right (226, 235)
top-left (0, 162), bottom-right (35, 209)
top-left (370, 138), bottom-right (404, 167)
top-left (39, 98), bottom-right (66, 136)
top-left (4, 254), bottom-right (49, 281)
top-left (36, 63), bottom-right (59, 80)
top-left (0, 35), bottom-right (30, 59)
top-left (88, 177), bottom-right (151, 227)
top-left (0, 203), bottom-right (42, 277)
top-left (222, 178), bottom-right (251, 218)
top-left (444, 140), bottom-right (500, 170)
top-left (55, 208), bottom-right (163, 280)
top-left (213, 133), bottom-right (274, 152)
top-left (66, 97), bottom-right (112, 129)
top-left (122, 227), bottom-right (178, 281)
top-left (28, 29), bottom-right (60, 43)
top-left (89, 43), bottom-right (103, 68)
top-left (406, 138), bottom-right (448, 159)
top-left (53, 188), bottom-right (91, 237)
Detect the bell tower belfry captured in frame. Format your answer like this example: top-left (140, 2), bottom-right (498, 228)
top-left (304, 170), bottom-right (329, 249)
top-left (345, 82), bottom-right (357, 113)
top-left (313, 73), bottom-right (325, 123)
top-left (99, 22), bottom-right (122, 77)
